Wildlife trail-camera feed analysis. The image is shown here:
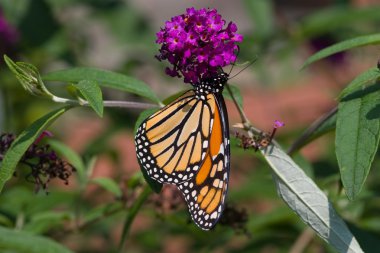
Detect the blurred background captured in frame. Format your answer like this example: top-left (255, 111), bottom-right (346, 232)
top-left (1, 0), bottom-right (380, 252)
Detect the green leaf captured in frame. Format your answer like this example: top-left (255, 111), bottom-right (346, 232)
top-left (292, 153), bottom-right (314, 178)
top-left (223, 84), bottom-right (243, 108)
top-left (139, 164), bottom-right (163, 194)
top-left (262, 144), bottom-right (364, 252)
top-left (336, 88), bottom-right (380, 200)
top-left (23, 211), bottom-right (72, 234)
top-left (339, 68), bottom-right (380, 100)
top-left (126, 172), bottom-right (145, 189)
top-left (0, 226), bottom-right (73, 253)
top-left (302, 34), bottom-right (380, 69)
top-left (134, 108), bottom-right (159, 134)
top-left (247, 206), bottom-right (297, 233)
top-left (46, 139), bottom-right (86, 185)
top-left (302, 110), bottom-right (337, 143)
top-left (83, 202), bottom-right (123, 224)
top-left (288, 108), bottom-right (337, 154)
top-left (0, 107), bottom-right (71, 193)
top-left (244, 0), bottom-right (274, 41)
top-left (0, 214), bottom-right (13, 227)
top-left (298, 6), bottom-right (380, 39)
top-left (118, 185), bottom-right (152, 252)
top-left (42, 67), bottom-right (160, 103)
top-left (0, 187), bottom-right (76, 217)
top-left (90, 177), bottom-right (122, 197)
top-left (73, 80), bottom-right (103, 117)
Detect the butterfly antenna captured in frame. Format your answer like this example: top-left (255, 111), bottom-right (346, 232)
top-left (227, 47), bottom-right (240, 76)
top-left (228, 55), bottom-right (259, 80)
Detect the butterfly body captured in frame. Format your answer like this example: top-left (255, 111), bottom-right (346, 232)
top-left (135, 72), bottom-right (230, 230)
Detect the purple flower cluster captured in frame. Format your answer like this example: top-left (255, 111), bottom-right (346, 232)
top-left (0, 132), bottom-right (75, 193)
top-left (156, 7), bottom-right (243, 84)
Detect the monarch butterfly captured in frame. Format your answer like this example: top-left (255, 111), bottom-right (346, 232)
top-left (135, 71), bottom-right (230, 230)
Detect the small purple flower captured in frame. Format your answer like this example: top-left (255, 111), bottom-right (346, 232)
top-left (34, 130), bottom-right (54, 144)
top-left (156, 7), bottom-right (243, 84)
top-left (273, 120), bottom-right (285, 129)
top-left (186, 32), bottom-right (197, 45)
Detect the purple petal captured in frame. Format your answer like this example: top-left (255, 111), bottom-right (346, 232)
top-left (273, 120), bottom-right (285, 129)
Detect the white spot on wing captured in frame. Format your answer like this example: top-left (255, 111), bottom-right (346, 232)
top-left (210, 212), bottom-right (218, 219)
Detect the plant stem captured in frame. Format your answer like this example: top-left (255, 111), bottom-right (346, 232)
top-left (52, 96), bottom-right (158, 109)
top-left (226, 84), bottom-right (282, 147)
top-left (226, 84), bottom-right (251, 125)
top-left (287, 106), bottom-right (337, 155)
top-left (117, 185), bottom-right (152, 253)
top-left (289, 228), bottom-right (314, 253)
top-left (78, 204), bottom-right (124, 231)
top-left (15, 212), bottom-right (25, 230)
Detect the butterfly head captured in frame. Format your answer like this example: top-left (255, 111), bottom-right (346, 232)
top-left (194, 72), bottom-right (229, 99)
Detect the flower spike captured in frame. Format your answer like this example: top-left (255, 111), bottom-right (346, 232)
top-left (155, 8), bottom-right (243, 84)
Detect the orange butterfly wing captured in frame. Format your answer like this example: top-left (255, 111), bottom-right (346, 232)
top-left (178, 93), bottom-right (230, 230)
top-left (135, 90), bottom-right (216, 184)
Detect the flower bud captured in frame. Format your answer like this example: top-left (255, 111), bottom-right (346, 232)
top-left (3, 55), bottom-right (54, 98)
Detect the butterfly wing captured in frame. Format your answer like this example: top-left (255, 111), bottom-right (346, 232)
top-left (135, 90), bottom-right (216, 184)
top-left (178, 93), bottom-right (230, 230)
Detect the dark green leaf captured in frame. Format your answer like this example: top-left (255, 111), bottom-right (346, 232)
top-left (42, 67), bottom-right (160, 103)
top-left (0, 107), bottom-right (71, 193)
top-left (18, 0), bottom-right (60, 47)
top-left (0, 226), bottom-right (73, 253)
top-left (298, 6), bottom-right (380, 39)
top-left (73, 80), bottom-right (104, 117)
top-left (347, 222), bottom-right (380, 253)
top-left (302, 34), bottom-right (380, 69)
top-left (90, 177), bottom-right (122, 197)
top-left (47, 139), bottom-right (86, 184)
top-left (0, 214), bottom-right (13, 227)
top-left (223, 84), bottom-right (243, 108)
top-left (139, 165), bottom-right (162, 194)
top-left (336, 88), bottom-right (380, 200)
top-left (339, 68), bottom-right (380, 100)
